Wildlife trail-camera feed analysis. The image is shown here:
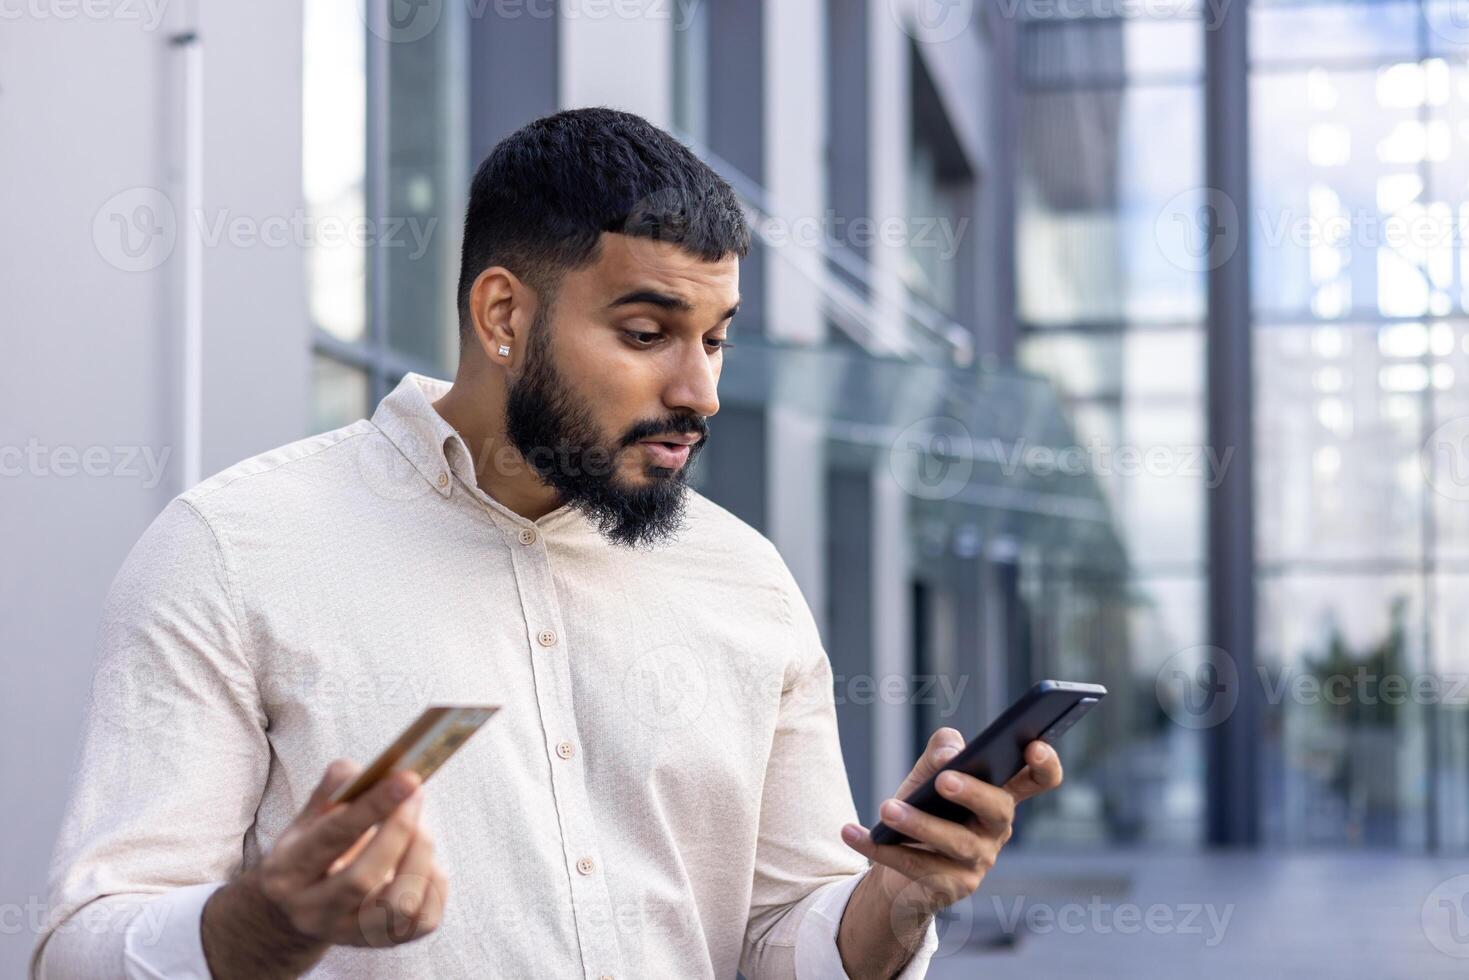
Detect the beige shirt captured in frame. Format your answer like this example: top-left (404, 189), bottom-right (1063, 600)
top-left (32, 373), bottom-right (938, 979)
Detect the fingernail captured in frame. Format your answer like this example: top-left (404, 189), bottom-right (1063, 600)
top-left (841, 824), bottom-right (863, 844)
top-left (391, 777), bottom-right (416, 801)
top-left (936, 745), bottom-right (960, 762)
top-left (940, 772), bottom-right (963, 793)
top-left (881, 799), bottom-right (908, 822)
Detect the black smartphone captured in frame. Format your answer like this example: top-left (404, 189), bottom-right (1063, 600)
top-left (869, 680), bottom-right (1106, 845)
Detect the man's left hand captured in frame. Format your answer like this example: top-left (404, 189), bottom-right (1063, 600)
top-left (840, 727), bottom-right (1064, 917)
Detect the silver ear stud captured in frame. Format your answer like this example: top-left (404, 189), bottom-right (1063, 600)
top-left (498, 344), bottom-right (511, 357)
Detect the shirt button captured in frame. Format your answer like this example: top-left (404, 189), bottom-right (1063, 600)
top-left (555, 740), bottom-right (575, 760)
top-left (537, 629), bottom-right (558, 648)
top-left (436, 472), bottom-right (449, 488)
top-left (518, 527), bottom-right (538, 545)
top-left (576, 856), bottom-right (596, 876)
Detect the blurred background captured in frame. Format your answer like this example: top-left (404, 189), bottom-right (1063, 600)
top-left (6, 0), bottom-right (1469, 976)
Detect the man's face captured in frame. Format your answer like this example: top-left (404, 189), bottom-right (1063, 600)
top-left (504, 233), bottom-right (740, 547)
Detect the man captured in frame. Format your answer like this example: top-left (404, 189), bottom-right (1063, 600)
top-left (33, 108), bottom-right (1063, 979)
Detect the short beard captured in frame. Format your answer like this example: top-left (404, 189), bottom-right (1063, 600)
top-left (503, 307), bottom-right (708, 548)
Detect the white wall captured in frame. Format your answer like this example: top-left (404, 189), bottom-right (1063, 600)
top-left (0, 3), bottom-right (308, 974)
top-left (559, 0), bottom-right (674, 125)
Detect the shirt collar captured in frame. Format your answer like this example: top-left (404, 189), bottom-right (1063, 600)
top-left (369, 372), bottom-right (580, 529)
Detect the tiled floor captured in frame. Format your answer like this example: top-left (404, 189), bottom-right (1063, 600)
top-left (924, 851), bottom-right (1469, 979)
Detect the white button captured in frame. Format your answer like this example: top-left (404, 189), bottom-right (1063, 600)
top-left (555, 740), bottom-right (575, 760)
top-left (436, 472), bottom-right (449, 488)
top-left (576, 856), bottom-right (596, 875)
top-left (537, 629), bottom-right (558, 648)
top-left (518, 527), bottom-right (537, 545)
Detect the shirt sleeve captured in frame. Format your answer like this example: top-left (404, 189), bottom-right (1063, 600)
top-left (30, 497), bottom-right (271, 979)
top-left (738, 549), bottom-right (939, 979)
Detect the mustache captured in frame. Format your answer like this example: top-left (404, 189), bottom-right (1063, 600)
top-left (619, 415), bottom-right (709, 448)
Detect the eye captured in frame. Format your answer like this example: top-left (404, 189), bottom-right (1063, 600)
top-left (705, 337), bottom-right (734, 352)
top-left (622, 329), bottom-right (663, 348)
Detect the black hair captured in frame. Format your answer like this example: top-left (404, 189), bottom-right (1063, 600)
top-left (456, 107), bottom-right (751, 346)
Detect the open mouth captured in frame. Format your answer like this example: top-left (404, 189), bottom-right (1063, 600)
top-left (639, 440), bottom-right (693, 469)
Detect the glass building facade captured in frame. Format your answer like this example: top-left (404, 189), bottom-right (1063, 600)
top-left (301, 0), bottom-right (1469, 855)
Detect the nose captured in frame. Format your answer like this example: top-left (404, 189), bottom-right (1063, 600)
top-left (662, 339), bottom-right (720, 419)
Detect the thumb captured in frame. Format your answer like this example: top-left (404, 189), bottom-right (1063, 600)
top-left (895, 727), bottom-right (966, 799)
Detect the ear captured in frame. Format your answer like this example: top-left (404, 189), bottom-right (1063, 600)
top-left (466, 266), bottom-right (534, 369)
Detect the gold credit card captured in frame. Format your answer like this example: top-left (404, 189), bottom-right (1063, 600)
top-left (329, 705), bottom-right (500, 805)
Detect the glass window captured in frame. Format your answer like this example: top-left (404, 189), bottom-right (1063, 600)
top-left (303, 0), bottom-right (367, 344)
top-left (383, 16), bottom-right (467, 375)
top-left (312, 355), bottom-right (370, 434)
top-left (1251, 68), bottom-right (1439, 320)
top-left (1250, 2), bottom-right (1419, 66)
top-left (1255, 323), bottom-right (1429, 566)
top-left (1018, 85), bottom-right (1205, 327)
top-left (1257, 573), bottom-right (1428, 848)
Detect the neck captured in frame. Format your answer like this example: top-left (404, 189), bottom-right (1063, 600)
top-left (431, 364), bottom-right (564, 522)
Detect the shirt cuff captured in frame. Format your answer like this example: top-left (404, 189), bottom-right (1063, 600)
top-left (122, 881), bottom-right (226, 980)
top-left (792, 868), bottom-right (940, 979)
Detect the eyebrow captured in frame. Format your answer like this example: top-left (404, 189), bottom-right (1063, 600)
top-left (606, 288), bottom-right (741, 323)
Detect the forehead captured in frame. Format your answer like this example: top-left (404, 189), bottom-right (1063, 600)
top-left (564, 232), bottom-right (740, 308)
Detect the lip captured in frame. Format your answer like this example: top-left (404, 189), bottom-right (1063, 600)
top-left (639, 441), bottom-right (692, 469)
top-left (640, 433), bottom-right (701, 446)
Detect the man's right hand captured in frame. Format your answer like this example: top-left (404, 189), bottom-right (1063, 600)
top-left (201, 759), bottom-right (448, 979)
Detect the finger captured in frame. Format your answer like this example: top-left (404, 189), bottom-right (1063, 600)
top-left (933, 769), bottom-right (1015, 836)
top-left (316, 787), bottom-right (424, 906)
top-left (417, 868), bottom-right (449, 932)
top-left (293, 771), bottom-right (422, 881)
top-left (896, 727), bottom-right (966, 798)
top-left (875, 797), bottom-right (988, 864)
top-left (1002, 741), bottom-right (1064, 802)
top-left (328, 826), bottom-right (379, 876)
top-left (840, 822), bottom-right (963, 884)
top-left (379, 822), bottom-right (436, 922)
top-left (304, 759), bottom-right (362, 818)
